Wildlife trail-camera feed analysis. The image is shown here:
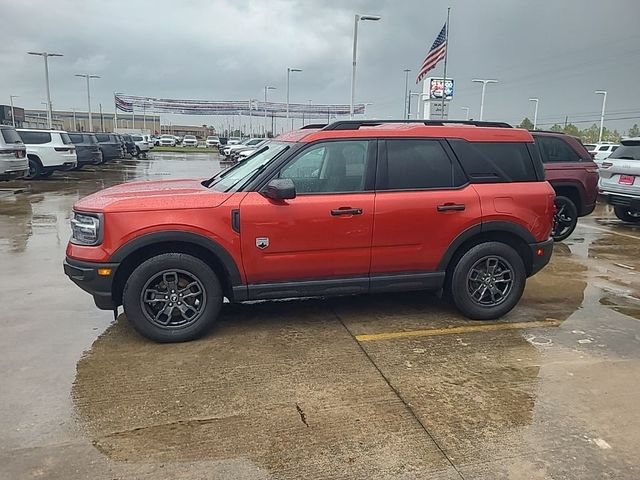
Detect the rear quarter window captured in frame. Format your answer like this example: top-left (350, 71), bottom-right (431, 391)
top-left (448, 140), bottom-right (540, 183)
top-left (18, 131), bottom-right (52, 144)
top-left (68, 133), bottom-right (84, 143)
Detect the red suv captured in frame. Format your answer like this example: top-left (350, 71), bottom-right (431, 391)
top-left (64, 120), bottom-right (555, 342)
top-left (531, 131), bottom-right (599, 241)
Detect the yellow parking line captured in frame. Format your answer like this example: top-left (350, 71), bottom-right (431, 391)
top-left (355, 319), bottom-right (562, 342)
top-left (580, 223), bottom-right (640, 241)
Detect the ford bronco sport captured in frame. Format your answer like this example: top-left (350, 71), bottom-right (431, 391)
top-left (64, 120), bottom-right (555, 343)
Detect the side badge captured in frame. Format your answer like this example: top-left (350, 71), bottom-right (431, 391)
top-left (256, 237), bottom-right (269, 249)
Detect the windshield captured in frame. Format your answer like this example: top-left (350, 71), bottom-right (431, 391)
top-left (206, 142), bottom-right (288, 192)
top-left (1, 127), bottom-right (24, 144)
top-left (609, 141), bottom-right (640, 160)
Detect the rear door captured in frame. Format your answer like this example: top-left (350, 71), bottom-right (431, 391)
top-left (239, 139), bottom-right (376, 285)
top-left (371, 138), bottom-right (481, 276)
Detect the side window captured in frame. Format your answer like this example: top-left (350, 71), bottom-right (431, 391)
top-left (538, 136), bottom-right (581, 162)
top-left (449, 140), bottom-right (539, 182)
top-left (278, 140), bottom-right (369, 193)
top-left (598, 145), bottom-right (610, 151)
top-left (18, 131), bottom-right (51, 144)
top-left (381, 139), bottom-right (464, 190)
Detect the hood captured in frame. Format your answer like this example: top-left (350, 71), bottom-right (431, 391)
top-left (74, 178), bottom-right (230, 213)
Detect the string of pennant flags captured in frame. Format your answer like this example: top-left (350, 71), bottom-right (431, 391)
top-left (114, 93), bottom-right (366, 118)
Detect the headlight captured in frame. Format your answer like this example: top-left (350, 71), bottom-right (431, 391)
top-left (70, 212), bottom-right (103, 245)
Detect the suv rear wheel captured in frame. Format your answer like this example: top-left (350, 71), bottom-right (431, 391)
top-left (123, 253), bottom-right (223, 342)
top-left (25, 157), bottom-right (42, 179)
top-left (552, 196), bottom-right (578, 241)
top-left (450, 242), bottom-right (526, 320)
top-left (613, 206), bottom-right (640, 223)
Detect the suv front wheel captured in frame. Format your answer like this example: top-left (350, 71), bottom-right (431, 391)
top-left (450, 242), bottom-right (526, 320)
top-left (123, 253), bottom-right (223, 342)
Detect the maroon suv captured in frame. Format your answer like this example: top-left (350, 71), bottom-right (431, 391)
top-left (532, 131), bottom-right (599, 241)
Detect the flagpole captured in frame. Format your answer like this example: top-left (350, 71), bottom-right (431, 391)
top-left (441, 7), bottom-right (451, 119)
top-left (114, 93), bottom-right (118, 131)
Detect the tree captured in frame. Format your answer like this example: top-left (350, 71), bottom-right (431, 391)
top-left (518, 117), bottom-right (534, 130)
top-left (550, 124), bottom-right (564, 133)
top-left (563, 123), bottom-right (580, 137)
top-left (628, 124), bottom-right (640, 138)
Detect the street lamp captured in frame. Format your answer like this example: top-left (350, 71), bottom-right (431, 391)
top-left (9, 95), bottom-right (19, 127)
top-left (75, 74), bottom-right (100, 132)
top-left (403, 69), bottom-right (411, 119)
top-left (408, 91), bottom-right (421, 119)
top-left (264, 85), bottom-right (276, 137)
top-left (28, 51), bottom-right (63, 129)
top-left (528, 98), bottom-right (539, 130)
top-left (350, 13), bottom-right (381, 119)
top-left (286, 68), bottom-right (302, 127)
top-left (472, 79), bottom-right (498, 121)
top-left (595, 90), bottom-right (607, 142)
top-left (461, 106), bottom-right (470, 121)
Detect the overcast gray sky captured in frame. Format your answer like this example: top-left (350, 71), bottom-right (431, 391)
top-left (1, 0), bottom-right (639, 132)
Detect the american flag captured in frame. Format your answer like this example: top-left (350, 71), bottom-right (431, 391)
top-left (417, 23), bottom-right (447, 83)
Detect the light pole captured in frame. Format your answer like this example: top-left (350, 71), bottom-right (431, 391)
top-left (264, 85), bottom-right (276, 137)
top-left (286, 67), bottom-right (302, 129)
top-left (595, 90), bottom-right (607, 142)
top-left (9, 95), bottom-right (19, 127)
top-left (28, 51), bottom-right (63, 129)
top-left (461, 106), bottom-right (470, 121)
top-left (403, 69), bottom-right (411, 119)
top-left (408, 92), bottom-right (421, 119)
top-left (528, 98), bottom-right (539, 130)
top-left (472, 79), bottom-right (498, 121)
top-left (75, 74), bottom-right (100, 132)
top-left (72, 107), bottom-right (77, 130)
top-left (350, 14), bottom-right (381, 119)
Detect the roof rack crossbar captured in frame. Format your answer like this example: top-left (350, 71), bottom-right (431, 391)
top-left (323, 119), bottom-right (513, 130)
top-left (300, 123), bottom-right (328, 130)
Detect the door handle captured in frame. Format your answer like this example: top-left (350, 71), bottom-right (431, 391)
top-left (437, 203), bottom-right (465, 212)
top-left (331, 207), bottom-right (363, 216)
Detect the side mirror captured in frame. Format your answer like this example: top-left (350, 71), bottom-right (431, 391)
top-left (261, 178), bottom-right (296, 201)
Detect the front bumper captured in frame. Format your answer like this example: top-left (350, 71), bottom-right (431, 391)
top-left (529, 238), bottom-right (553, 276)
top-left (64, 257), bottom-right (119, 310)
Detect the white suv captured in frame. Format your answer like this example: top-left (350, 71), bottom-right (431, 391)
top-left (182, 135), bottom-right (198, 147)
top-left (205, 136), bottom-right (220, 148)
top-left (130, 134), bottom-right (151, 156)
top-left (0, 125), bottom-right (28, 181)
top-left (587, 142), bottom-right (619, 164)
top-left (158, 135), bottom-right (176, 147)
top-left (17, 129), bottom-right (77, 179)
top-left (598, 138), bottom-right (640, 222)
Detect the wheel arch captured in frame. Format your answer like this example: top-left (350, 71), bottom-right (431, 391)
top-left (439, 222), bottom-right (535, 277)
top-left (110, 231), bottom-right (243, 306)
top-left (27, 153), bottom-right (42, 165)
top-left (549, 181), bottom-right (583, 211)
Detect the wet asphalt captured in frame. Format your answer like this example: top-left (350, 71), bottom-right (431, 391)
top-left (1, 152), bottom-right (640, 479)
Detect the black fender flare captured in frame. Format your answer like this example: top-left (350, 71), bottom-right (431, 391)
top-left (438, 221), bottom-right (536, 271)
top-left (110, 230), bottom-right (242, 286)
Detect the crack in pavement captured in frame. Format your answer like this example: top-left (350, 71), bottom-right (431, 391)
top-left (295, 403), bottom-right (310, 428)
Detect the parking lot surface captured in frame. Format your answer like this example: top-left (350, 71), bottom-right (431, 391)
top-left (2, 152), bottom-right (640, 479)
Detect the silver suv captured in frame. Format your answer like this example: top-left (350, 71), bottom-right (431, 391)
top-left (598, 137), bottom-right (640, 222)
top-left (0, 125), bottom-right (28, 181)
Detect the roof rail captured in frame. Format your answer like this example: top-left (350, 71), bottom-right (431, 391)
top-left (322, 119), bottom-right (513, 131)
top-left (300, 123), bottom-right (327, 130)
top-left (530, 129), bottom-right (566, 135)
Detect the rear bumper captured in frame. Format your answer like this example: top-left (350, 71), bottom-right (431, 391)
top-left (600, 192), bottom-right (640, 210)
top-left (528, 238), bottom-right (553, 276)
top-left (64, 257), bottom-right (119, 310)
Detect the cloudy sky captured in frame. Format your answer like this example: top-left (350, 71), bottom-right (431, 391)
top-left (1, 0), bottom-right (639, 133)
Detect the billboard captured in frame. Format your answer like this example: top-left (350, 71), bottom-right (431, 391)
top-left (428, 78), bottom-right (454, 100)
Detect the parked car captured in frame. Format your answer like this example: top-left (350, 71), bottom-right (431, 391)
top-left (121, 134), bottom-right (137, 157)
top-left (182, 135), bottom-right (198, 147)
top-left (142, 134), bottom-right (154, 150)
top-left (531, 131), bottom-right (599, 241)
top-left (205, 136), bottom-right (220, 148)
top-left (130, 134), bottom-right (151, 156)
top-left (228, 139), bottom-right (269, 162)
top-left (95, 133), bottom-right (124, 161)
top-left (159, 135), bottom-right (177, 147)
top-left (0, 125), bottom-right (28, 181)
top-left (68, 132), bottom-right (103, 168)
top-left (17, 129), bottom-right (77, 179)
top-left (221, 138), bottom-right (265, 158)
top-left (598, 137), bottom-right (640, 222)
top-left (589, 142), bottom-right (619, 164)
top-left (64, 120), bottom-right (555, 343)
top-left (227, 137), bottom-right (241, 145)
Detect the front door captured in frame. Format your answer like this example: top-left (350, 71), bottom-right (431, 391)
top-left (239, 139), bottom-right (376, 285)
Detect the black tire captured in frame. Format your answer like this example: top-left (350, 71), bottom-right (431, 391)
top-left (450, 242), bottom-right (526, 320)
top-left (25, 157), bottom-right (42, 179)
top-left (123, 253), bottom-right (223, 342)
top-left (552, 196), bottom-right (578, 242)
top-left (39, 171), bottom-right (54, 178)
top-left (135, 146), bottom-right (141, 157)
top-left (613, 206), bottom-right (640, 223)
